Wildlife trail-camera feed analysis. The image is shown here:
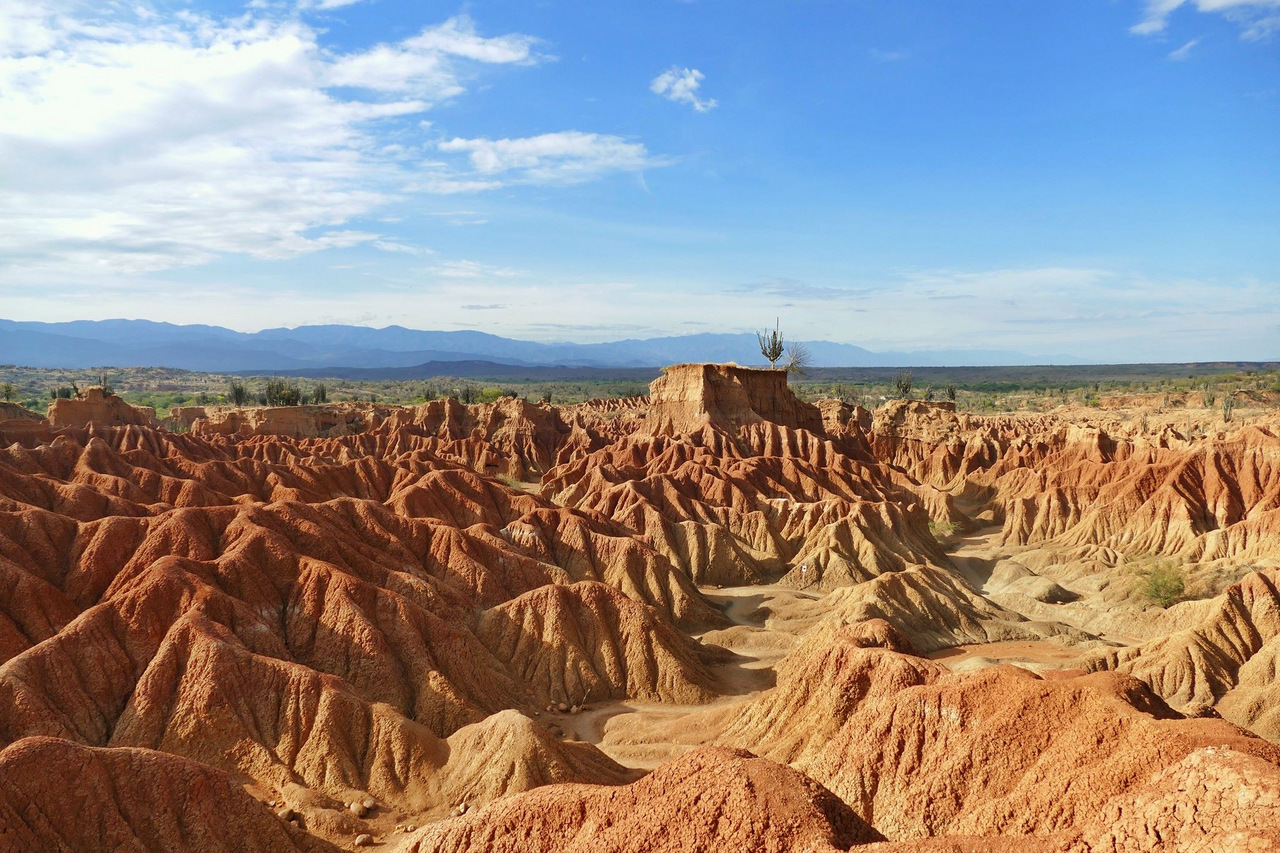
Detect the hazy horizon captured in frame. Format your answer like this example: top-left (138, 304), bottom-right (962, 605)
top-left (2, 1), bottom-right (1277, 362)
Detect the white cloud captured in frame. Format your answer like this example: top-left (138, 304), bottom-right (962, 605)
top-left (298, 0), bottom-right (369, 9)
top-left (650, 66), bottom-right (717, 112)
top-left (1132, 0), bottom-right (1280, 38)
top-left (327, 15), bottom-right (539, 93)
top-left (404, 15), bottom-right (541, 64)
top-left (425, 259), bottom-right (525, 279)
top-left (436, 132), bottom-right (657, 185)
top-left (0, 5), bottom-right (623, 281)
top-left (1168, 37), bottom-right (1201, 58)
top-left (372, 240), bottom-right (434, 255)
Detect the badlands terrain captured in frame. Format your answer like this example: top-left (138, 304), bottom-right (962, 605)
top-left (1, 364), bottom-right (1279, 851)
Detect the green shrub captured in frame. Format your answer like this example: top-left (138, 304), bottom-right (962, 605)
top-left (228, 380), bottom-right (249, 406)
top-left (1140, 562), bottom-right (1185, 608)
top-left (893, 371), bottom-right (913, 399)
top-left (263, 378), bottom-right (302, 406)
top-left (928, 519), bottom-right (959, 542)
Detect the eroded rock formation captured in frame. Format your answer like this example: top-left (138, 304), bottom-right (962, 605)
top-left (1, 367), bottom-right (1278, 850)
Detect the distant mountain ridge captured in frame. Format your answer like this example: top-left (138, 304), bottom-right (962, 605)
top-left (0, 319), bottom-right (1086, 371)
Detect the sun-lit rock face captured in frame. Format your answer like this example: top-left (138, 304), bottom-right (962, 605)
top-left (642, 363), bottom-right (824, 435)
top-left (0, 403), bottom-right (42, 423)
top-left (47, 386), bottom-right (157, 429)
top-left (185, 402), bottom-right (390, 440)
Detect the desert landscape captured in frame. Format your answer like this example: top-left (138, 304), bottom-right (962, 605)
top-left (3, 0), bottom-right (1277, 849)
top-left (0, 362), bottom-right (1277, 851)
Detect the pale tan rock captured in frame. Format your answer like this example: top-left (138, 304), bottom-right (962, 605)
top-left (47, 386), bottom-right (156, 429)
top-left (642, 363), bottom-right (823, 435)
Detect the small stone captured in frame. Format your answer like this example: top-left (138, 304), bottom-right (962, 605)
top-left (354, 834), bottom-right (373, 847)
top-left (405, 824), bottom-right (417, 832)
top-left (569, 705), bottom-right (580, 714)
top-left (349, 802), bottom-right (368, 818)
top-left (361, 797), bottom-right (375, 810)
top-left (276, 807), bottom-right (296, 822)
top-left (456, 802), bottom-right (468, 815)
top-left (556, 702), bottom-right (568, 712)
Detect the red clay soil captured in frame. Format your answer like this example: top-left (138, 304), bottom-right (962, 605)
top-left (0, 369), bottom-right (1278, 850)
top-left (405, 745), bottom-right (879, 853)
top-left (0, 736), bottom-right (339, 853)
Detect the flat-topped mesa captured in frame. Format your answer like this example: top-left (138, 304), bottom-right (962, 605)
top-left (643, 363), bottom-right (824, 435)
top-left (47, 386), bottom-right (157, 429)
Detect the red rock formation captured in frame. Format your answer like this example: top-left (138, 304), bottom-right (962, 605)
top-left (47, 386), bottom-right (157, 429)
top-left (3, 374), bottom-right (1278, 850)
top-left (0, 736), bottom-right (338, 852)
top-left (0, 420), bottom-right (721, 845)
top-left (406, 746), bottom-right (879, 853)
top-left (188, 402), bottom-right (388, 439)
top-left (0, 402), bottom-right (42, 423)
top-left (642, 363), bottom-right (823, 435)
top-left (543, 421), bottom-right (949, 589)
top-left (1085, 567), bottom-right (1280, 723)
top-left (870, 405), bottom-right (1280, 564)
top-left (478, 581), bottom-right (722, 705)
top-left (408, 622), bottom-right (1280, 851)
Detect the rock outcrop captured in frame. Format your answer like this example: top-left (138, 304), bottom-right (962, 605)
top-left (47, 387), bottom-right (157, 429)
top-left (0, 736), bottom-right (339, 852)
top-left (0, 402), bottom-right (41, 423)
top-left (642, 363), bottom-right (824, 435)
top-left (406, 746), bottom-right (878, 853)
top-left (185, 403), bottom-right (386, 439)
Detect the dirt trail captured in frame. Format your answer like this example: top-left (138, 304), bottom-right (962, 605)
top-left (946, 524), bottom-right (1006, 590)
top-left (543, 584), bottom-right (822, 770)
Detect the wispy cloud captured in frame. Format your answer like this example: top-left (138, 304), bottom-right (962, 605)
top-left (435, 132), bottom-right (659, 186)
top-left (297, 0), bottom-right (369, 10)
top-left (650, 66), bottom-right (718, 112)
top-left (0, 5), bottom-right (631, 279)
top-left (372, 240), bottom-right (434, 255)
top-left (425, 259), bottom-right (525, 279)
top-left (327, 14), bottom-right (541, 92)
top-left (1131, 0), bottom-right (1280, 39)
top-left (732, 278), bottom-right (888, 301)
top-left (1167, 37), bottom-right (1201, 59)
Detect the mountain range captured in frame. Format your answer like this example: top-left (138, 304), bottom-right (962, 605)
top-left (0, 319), bottom-right (1086, 372)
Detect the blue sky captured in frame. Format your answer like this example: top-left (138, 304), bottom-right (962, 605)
top-left (0, 0), bottom-right (1277, 360)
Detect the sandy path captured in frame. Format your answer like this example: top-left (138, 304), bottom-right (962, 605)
top-left (540, 584), bottom-right (821, 770)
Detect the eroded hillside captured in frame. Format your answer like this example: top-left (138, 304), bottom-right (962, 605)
top-left (1, 365), bottom-right (1278, 851)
